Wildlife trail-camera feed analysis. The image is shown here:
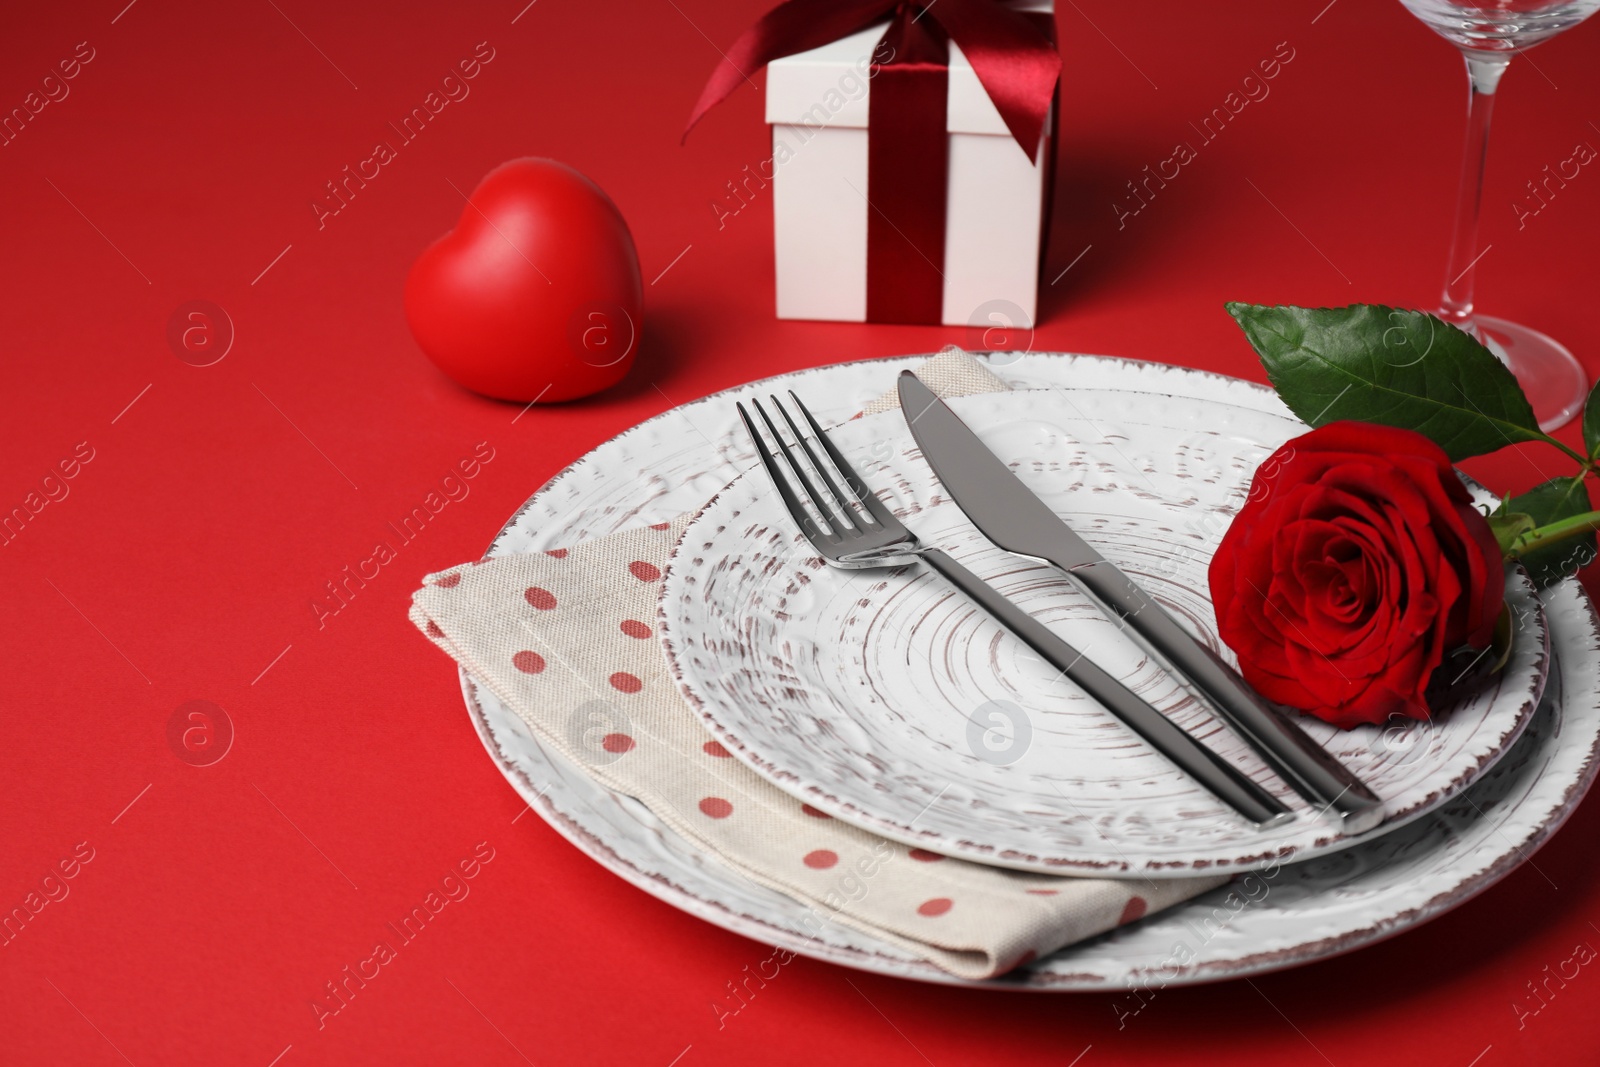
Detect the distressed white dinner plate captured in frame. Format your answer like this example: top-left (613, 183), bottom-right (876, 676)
top-left (660, 387), bottom-right (1547, 876)
top-left (462, 352), bottom-right (1600, 987)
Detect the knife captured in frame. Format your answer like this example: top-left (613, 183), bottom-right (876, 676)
top-left (897, 371), bottom-right (1386, 835)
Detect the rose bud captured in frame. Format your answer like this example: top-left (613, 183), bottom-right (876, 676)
top-left (1209, 421), bottom-right (1504, 728)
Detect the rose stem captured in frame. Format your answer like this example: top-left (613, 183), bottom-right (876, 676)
top-left (1512, 510), bottom-right (1600, 556)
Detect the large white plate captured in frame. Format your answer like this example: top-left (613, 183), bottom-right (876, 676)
top-left (660, 387), bottom-right (1546, 876)
top-left (462, 353), bottom-right (1600, 987)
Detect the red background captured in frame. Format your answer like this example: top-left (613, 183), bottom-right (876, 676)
top-left (3, 1), bottom-right (1599, 1064)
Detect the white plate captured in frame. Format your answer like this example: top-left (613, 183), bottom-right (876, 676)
top-left (462, 353), bottom-right (1600, 987)
top-left (660, 388), bottom-right (1547, 876)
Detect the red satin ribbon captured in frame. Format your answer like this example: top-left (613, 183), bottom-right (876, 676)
top-left (685, 0), bottom-right (1060, 324)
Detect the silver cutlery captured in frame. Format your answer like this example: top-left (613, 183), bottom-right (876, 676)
top-left (737, 391), bottom-right (1295, 829)
top-left (896, 371), bottom-right (1386, 834)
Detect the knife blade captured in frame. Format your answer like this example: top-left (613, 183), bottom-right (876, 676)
top-left (897, 370), bottom-right (1386, 835)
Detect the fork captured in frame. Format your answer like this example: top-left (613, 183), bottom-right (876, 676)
top-left (738, 391), bottom-right (1294, 829)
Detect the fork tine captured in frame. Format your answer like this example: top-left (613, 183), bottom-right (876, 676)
top-left (752, 397), bottom-right (853, 536)
top-left (770, 395), bottom-right (868, 529)
top-left (737, 402), bottom-right (837, 550)
top-left (787, 390), bottom-right (904, 533)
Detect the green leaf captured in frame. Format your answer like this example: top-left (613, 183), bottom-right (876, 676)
top-left (1485, 511), bottom-right (1534, 555)
top-left (1504, 476), bottom-right (1597, 587)
top-left (1583, 378), bottom-right (1600, 460)
top-left (1225, 303), bottom-right (1543, 462)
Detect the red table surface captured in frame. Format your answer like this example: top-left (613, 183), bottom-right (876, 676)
top-left (4, 1), bottom-right (1600, 1064)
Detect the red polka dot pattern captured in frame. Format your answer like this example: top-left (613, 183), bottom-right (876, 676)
top-left (628, 560), bottom-right (661, 582)
top-left (803, 850), bottom-right (838, 869)
top-left (433, 573), bottom-right (460, 588)
top-left (425, 621), bottom-right (444, 638)
top-left (801, 804), bottom-right (831, 819)
top-left (619, 619), bottom-right (652, 639)
top-left (1119, 896), bottom-right (1148, 925)
top-left (601, 733), bottom-right (636, 754)
top-left (699, 797), bottom-right (733, 819)
top-left (524, 587), bottom-right (557, 610)
top-left (650, 522), bottom-right (671, 531)
top-left (702, 741), bottom-right (732, 758)
top-left (909, 849), bottom-right (944, 862)
top-left (512, 651), bottom-right (546, 674)
top-left (917, 898), bottom-right (953, 917)
top-left (545, 548), bottom-right (568, 558)
top-left (609, 672), bottom-right (642, 693)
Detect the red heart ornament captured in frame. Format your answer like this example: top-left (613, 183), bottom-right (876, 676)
top-left (405, 159), bottom-right (643, 402)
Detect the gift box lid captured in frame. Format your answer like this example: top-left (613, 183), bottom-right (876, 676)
top-left (765, 0), bottom-right (1054, 138)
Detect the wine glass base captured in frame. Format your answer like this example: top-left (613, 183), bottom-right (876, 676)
top-left (1472, 314), bottom-right (1589, 431)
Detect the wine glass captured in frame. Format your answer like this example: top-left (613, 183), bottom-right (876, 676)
top-left (1399, 0), bottom-right (1600, 429)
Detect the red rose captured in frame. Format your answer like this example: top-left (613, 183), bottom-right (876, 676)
top-left (1209, 421), bottom-right (1504, 728)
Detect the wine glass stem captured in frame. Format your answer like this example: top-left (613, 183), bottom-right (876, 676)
top-left (1440, 52), bottom-right (1510, 326)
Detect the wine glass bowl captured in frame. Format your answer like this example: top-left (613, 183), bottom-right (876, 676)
top-left (1399, 0), bottom-right (1599, 429)
top-left (1400, 0), bottom-right (1600, 51)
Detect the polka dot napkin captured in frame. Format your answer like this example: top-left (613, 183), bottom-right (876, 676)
top-left (410, 350), bottom-right (1228, 979)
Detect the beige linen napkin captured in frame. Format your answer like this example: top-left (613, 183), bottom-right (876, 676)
top-left (411, 350), bottom-right (1227, 979)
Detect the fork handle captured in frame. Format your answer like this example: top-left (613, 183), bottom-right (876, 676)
top-left (919, 549), bottom-right (1294, 829)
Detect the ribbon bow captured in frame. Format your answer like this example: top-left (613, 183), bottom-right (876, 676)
top-left (684, 0), bottom-right (1060, 155)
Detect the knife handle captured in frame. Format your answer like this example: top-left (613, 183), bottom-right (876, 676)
top-left (918, 549), bottom-right (1294, 829)
top-left (1066, 559), bottom-right (1386, 834)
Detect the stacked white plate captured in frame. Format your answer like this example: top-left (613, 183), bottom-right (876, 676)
top-left (461, 353), bottom-right (1600, 988)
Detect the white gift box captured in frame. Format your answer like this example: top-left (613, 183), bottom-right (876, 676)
top-left (764, 1), bottom-right (1054, 326)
